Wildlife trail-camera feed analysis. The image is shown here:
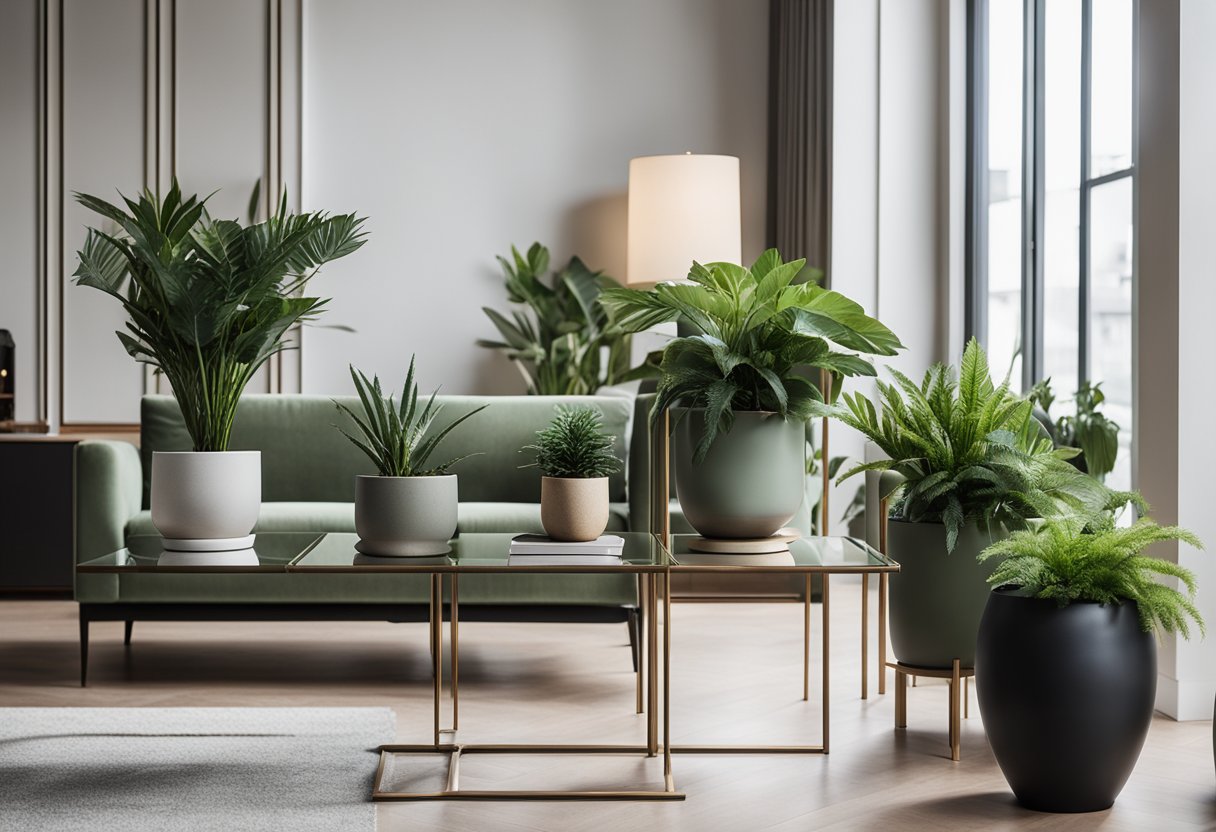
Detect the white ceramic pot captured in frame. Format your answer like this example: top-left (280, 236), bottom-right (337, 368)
top-left (151, 451), bottom-right (261, 548)
top-left (355, 474), bottom-right (458, 557)
top-left (540, 476), bottom-right (609, 542)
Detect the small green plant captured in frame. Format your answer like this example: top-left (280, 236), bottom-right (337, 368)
top-left (522, 405), bottom-right (621, 479)
top-left (980, 508), bottom-right (1205, 637)
top-left (828, 339), bottom-right (1112, 551)
top-left (1028, 378), bottom-right (1120, 480)
top-left (601, 249), bottom-right (902, 461)
top-left (478, 242), bottom-right (632, 395)
top-left (334, 357), bottom-right (486, 477)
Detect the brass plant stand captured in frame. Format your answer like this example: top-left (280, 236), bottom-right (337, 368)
top-left (889, 658), bottom-right (974, 762)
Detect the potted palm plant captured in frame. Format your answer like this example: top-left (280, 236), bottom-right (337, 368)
top-left (976, 507), bottom-right (1203, 812)
top-left (74, 182), bottom-right (366, 550)
top-left (478, 242), bottom-right (632, 395)
top-left (601, 249), bottom-right (901, 540)
top-left (522, 405), bottom-right (622, 541)
top-left (334, 359), bottom-right (486, 556)
top-left (826, 339), bottom-right (1111, 667)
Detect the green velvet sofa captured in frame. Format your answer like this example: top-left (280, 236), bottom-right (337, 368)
top-left (74, 393), bottom-right (644, 684)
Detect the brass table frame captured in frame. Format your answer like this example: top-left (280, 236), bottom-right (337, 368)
top-left (290, 555), bottom-right (683, 802)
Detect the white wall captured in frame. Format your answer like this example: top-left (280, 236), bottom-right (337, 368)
top-left (0, 0), bottom-right (768, 423)
top-left (1139, 0), bottom-right (1216, 722)
top-left (827, 0), bottom-right (961, 533)
top-left (300, 0), bottom-right (769, 397)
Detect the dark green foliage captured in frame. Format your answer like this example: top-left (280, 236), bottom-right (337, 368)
top-left (522, 405), bottom-right (621, 479)
top-left (334, 357), bottom-right (486, 477)
top-left (1028, 378), bottom-right (1120, 480)
top-left (829, 339), bottom-right (1112, 551)
top-left (478, 242), bottom-right (632, 395)
top-left (980, 509), bottom-right (1205, 637)
top-left (73, 180), bottom-right (367, 452)
top-left (600, 249), bottom-right (902, 462)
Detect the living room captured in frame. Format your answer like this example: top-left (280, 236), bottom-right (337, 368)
top-left (1, 0), bottom-right (1213, 829)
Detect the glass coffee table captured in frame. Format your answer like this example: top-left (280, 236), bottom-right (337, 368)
top-left (667, 534), bottom-right (899, 755)
top-left (289, 531), bottom-right (678, 801)
top-left (78, 531), bottom-right (897, 800)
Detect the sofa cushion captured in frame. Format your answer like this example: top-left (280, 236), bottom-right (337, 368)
top-left (140, 394), bottom-right (631, 507)
top-left (125, 502), bottom-right (631, 538)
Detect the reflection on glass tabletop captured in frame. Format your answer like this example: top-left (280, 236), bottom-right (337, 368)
top-left (76, 532), bottom-right (323, 572)
top-left (669, 535), bottom-right (898, 572)
top-left (291, 532), bottom-right (670, 571)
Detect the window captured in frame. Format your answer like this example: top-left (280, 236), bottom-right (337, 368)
top-left (966, 0), bottom-right (1135, 491)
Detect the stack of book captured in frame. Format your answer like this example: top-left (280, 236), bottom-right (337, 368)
top-left (507, 534), bottom-right (626, 566)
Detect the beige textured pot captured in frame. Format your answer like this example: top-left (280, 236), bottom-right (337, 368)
top-left (540, 476), bottom-right (609, 542)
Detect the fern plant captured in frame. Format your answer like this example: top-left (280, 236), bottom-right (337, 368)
top-left (522, 405), bottom-right (621, 479)
top-left (828, 338), bottom-right (1112, 551)
top-left (600, 249), bottom-right (902, 461)
top-left (478, 242), bottom-right (632, 395)
top-left (980, 511), bottom-right (1205, 637)
top-left (334, 357), bottom-right (486, 477)
top-left (74, 181), bottom-right (367, 452)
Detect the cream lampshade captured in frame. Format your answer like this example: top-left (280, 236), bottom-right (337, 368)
top-left (626, 153), bottom-right (742, 286)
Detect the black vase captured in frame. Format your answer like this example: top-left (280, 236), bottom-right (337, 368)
top-left (975, 590), bottom-right (1156, 813)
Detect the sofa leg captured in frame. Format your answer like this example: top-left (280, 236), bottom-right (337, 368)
top-left (627, 609), bottom-right (641, 673)
top-left (79, 615), bottom-right (89, 688)
top-left (123, 620), bottom-right (134, 647)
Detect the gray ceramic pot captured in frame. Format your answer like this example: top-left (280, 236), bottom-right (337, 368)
top-left (672, 407), bottom-right (805, 539)
top-left (887, 519), bottom-right (1004, 668)
top-left (354, 474), bottom-right (457, 557)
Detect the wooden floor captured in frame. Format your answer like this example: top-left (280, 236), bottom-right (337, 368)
top-left (1, 577), bottom-right (1212, 831)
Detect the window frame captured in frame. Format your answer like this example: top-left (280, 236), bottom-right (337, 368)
top-left (965, 0), bottom-right (1136, 392)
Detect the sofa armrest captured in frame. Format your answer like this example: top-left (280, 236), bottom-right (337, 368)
top-left (75, 439), bottom-right (142, 564)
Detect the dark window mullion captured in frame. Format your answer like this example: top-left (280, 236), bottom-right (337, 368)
top-left (965, 0), bottom-right (990, 346)
top-left (1021, 0), bottom-right (1045, 390)
top-left (1079, 0), bottom-right (1092, 386)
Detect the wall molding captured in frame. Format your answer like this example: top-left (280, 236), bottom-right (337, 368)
top-left (35, 0), bottom-right (303, 430)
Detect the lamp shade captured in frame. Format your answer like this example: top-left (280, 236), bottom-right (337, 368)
top-left (626, 153), bottom-right (742, 286)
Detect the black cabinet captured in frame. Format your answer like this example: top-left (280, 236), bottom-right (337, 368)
top-left (0, 437), bottom-right (77, 592)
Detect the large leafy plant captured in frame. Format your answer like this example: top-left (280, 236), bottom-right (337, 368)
top-left (600, 249), bottom-right (902, 461)
top-left (980, 508), bottom-right (1204, 637)
top-left (334, 358), bottom-right (486, 477)
top-left (522, 405), bottom-right (622, 479)
top-left (828, 339), bottom-right (1111, 551)
top-left (1027, 378), bottom-right (1120, 480)
top-left (74, 181), bottom-right (366, 451)
top-left (478, 242), bottom-right (631, 395)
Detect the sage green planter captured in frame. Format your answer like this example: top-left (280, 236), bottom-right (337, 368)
top-left (672, 407), bottom-right (805, 539)
top-left (887, 519), bottom-right (1004, 668)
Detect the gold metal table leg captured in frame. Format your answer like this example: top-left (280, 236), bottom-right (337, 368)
top-left (878, 573), bottom-right (888, 695)
top-left (662, 572), bottom-right (672, 788)
top-left (452, 573), bottom-right (459, 731)
top-left (432, 573), bottom-right (442, 748)
top-left (636, 574), bottom-right (644, 715)
top-left (822, 573), bottom-right (830, 754)
top-left (861, 573), bottom-right (869, 700)
top-left (803, 574), bottom-right (811, 701)
top-left (647, 573), bottom-right (658, 756)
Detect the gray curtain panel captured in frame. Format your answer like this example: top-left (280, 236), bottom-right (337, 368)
top-left (768, 0), bottom-right (833, 286)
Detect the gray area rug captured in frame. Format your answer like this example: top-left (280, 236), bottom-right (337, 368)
top-left (0, 707), bottom-right (395, 832)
